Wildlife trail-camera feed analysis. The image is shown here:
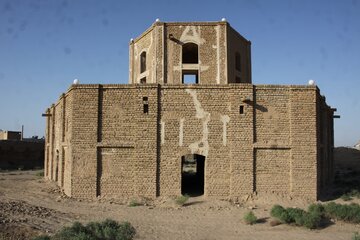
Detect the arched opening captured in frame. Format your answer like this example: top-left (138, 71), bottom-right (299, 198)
top-left (181, 154), bottom-right (205, 196)
top-left (140, 51), bottom-right (146, 73)
top-left (182, 43), bottom-right (198, 64)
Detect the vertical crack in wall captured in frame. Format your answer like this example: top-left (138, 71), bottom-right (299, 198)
top-left (220, 115), bottom-right (230, 146)
top-left (215, 25), bottom-right (220, 84)
top-left (185, 89), bottom-right (210, 156)
top-left (160, 120), bottom-right (165, 145)
top-left (179, 118), bottom-right (184, 146)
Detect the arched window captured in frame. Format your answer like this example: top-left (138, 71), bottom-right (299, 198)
top-left (140, 51), bottom-right (146, 73)
top-left (182, 43), bottom-right (198, 64)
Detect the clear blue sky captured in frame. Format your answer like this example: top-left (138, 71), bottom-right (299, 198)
top-left (0, 0), bottom-right (359, 146)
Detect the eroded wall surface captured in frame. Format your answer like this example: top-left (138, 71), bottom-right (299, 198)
top-left (129, 22), bottom-right (251, 85)
top-left (45, 84), bottom-right (334, 201)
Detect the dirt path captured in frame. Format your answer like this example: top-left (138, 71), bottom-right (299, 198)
top-left (0, 170), bottom-right (359, 239)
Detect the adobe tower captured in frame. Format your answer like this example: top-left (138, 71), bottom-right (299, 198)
top-left (44, 20), bottom-right (335, 201)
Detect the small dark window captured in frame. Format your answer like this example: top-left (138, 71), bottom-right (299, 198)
top-left (182, 43), bottom-right (198, 64)
top-left (140, 77), bottom-right (146, 84)
top-left (143, 96), bottom-right (149, 114)
top-left (143, 104), bottom-right (149, 114)
top-left (140, 52), bottom-right (146, 73)
top-left (235, 52), bottom-right (241, 71)
top-left (239, 105), bottom-right (244, 114)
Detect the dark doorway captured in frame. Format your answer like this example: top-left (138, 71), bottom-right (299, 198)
top-left (181, 154), bottom-right (205, 196)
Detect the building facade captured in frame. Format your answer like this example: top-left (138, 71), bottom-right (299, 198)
top-left (44, 21), bottom-right (335, 201)
top-left (0, 130), bottom-right (21, 141)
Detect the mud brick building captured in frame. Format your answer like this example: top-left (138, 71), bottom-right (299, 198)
top-left (0, 130), bottom-right (21, 141)
top-left (44, 20), bottom-right (335, 201)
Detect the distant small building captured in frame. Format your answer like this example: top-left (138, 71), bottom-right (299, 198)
top-left (0, 130), bottom-right (21, 141)
top-left (0, 130), bottom-right (44, 169)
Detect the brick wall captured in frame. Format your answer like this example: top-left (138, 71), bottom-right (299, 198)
top-left (0, 140), bottom-right (44, 170)
top-left (45, 83), bottom-right (334, 201)
top-left (254, 149), bottom-right (290, 195)
top-left (289, 87), bottom-right (318, 199)
top-left (44, 90), bottom-right (73, 196)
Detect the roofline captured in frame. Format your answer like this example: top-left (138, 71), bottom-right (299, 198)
top-left (130, 20), bottom-right (249, 45)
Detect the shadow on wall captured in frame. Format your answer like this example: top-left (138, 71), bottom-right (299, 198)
top-left (0, 140), bottom-right (44, 170)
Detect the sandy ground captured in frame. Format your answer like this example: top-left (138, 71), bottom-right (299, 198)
top-left (0, 170), bottom-right (359, 240)
top-left (1, 147), bottom-right (360, 239)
